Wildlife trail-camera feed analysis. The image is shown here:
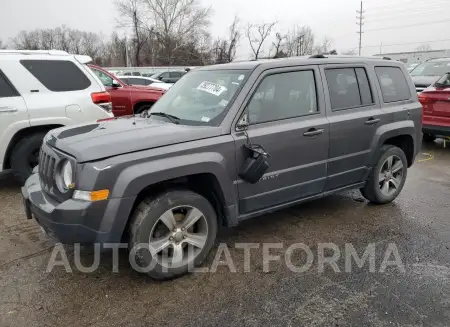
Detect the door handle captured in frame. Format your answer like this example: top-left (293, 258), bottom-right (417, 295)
top-left (0, 107), bottom-right (18, 113)
top-left (365, 117), bottom-right (380, 125)
top-left (303, 128), bottom-right (324, 137)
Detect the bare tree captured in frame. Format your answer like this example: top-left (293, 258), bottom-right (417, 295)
top-left (415, 44), bottom-right (432, 52)
top-left (313, 36), bottom-right (333, 54)
top-left (271, 32), bottom-right (287, 58)
top-left (212, 15), bottom-right (241, 63)
top-left (246, 21), bottom-right (276, 59)
top-left (115, 0), bottom-right (149, 66)
top-left (141, 0), bottom-right (213, 64)
top-left (285, 25), bottom-right (314, 56)
top-left (341, 49), bottom-right (357, 55)
top-left (0, 39), bottom-right (7, 49)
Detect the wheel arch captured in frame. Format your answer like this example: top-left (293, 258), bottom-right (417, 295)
top-left (3, 124), bottom-right (64, 170)
top-left (371, 121), bottom-right (416, 168)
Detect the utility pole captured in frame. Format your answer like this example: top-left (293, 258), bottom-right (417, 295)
top-left (356, 1), bottom-right (364, 56)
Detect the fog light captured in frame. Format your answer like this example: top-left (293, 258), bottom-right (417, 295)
top-left (73, 189), bottom-right (109, 202)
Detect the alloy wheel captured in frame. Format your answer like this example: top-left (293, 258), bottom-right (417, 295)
top-left (378, 155), bottom-right (404, 197)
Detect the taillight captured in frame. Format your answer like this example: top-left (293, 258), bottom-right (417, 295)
top-left (91, 92), bottom-right (112, 112)
top-left (91, 92), bottom-right (111, 104)
top-left (418, 93), bottom-right (430, 105)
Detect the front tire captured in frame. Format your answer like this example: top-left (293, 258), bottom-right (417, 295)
top-left (128, 190), bottom-right (218, 280)
top-left (10, 133), bottom-right (46, 184)
top-left (360, 145), bottom-right (408, 204)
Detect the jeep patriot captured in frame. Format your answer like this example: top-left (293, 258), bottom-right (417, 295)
top-left (22, 55), bottom-right (422, 279)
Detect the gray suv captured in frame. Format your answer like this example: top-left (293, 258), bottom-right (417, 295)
top-left (22, 55), bottom-right (422, 279)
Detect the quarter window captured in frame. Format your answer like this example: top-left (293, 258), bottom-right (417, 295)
top-left (375, 66), bottom-right (411, 103)
top-left (20, 60), bottom-right (91, 92)
top-left (326, 67), bottom-right (374, 110)
top-left (0, 71), bottom-right (19, 98)
top-left (247, 70), bottom-right (318, 124)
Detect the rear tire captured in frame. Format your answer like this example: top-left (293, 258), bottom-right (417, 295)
top-left (128, 190), bottom-right (218, 280)
top-left (10, 133), bottom-right (46, 185)
top-left (360, 145), bottom-right (408, 205)
top-left (423, 133), bottom-right (436, 143)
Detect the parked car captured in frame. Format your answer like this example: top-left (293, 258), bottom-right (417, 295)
top-left (407, 63), bottom-right (419, 73)
top-left (419, 72), bottom-right (450, 142)
top-left (122, 71), bottom-right (142, 76)
top-left (22, 55), bottom-right (421, 279)
top-left (116, 75), bottom-right (173, 90)
top-left (0, 50), bottom-right (113, 183)
top-left (88, 65), bottom-right (166, 116)
top-left (410, 58), bottom-right (450, 93)
top-left (151, 70), bottom-right (185, 83)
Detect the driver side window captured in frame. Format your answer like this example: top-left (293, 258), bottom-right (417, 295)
top-left (91, 68), bottom-right (115, 87)
top-left (247, 70), bottom-right (318, 124)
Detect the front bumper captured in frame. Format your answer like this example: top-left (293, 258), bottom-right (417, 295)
top-left (22, 173), bottom-right (136, 244)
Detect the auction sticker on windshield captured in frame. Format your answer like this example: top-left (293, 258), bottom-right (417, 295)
top-left (197, 81), bottom-right (227, 96)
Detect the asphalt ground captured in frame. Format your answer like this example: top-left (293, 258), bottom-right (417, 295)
top-left (0, 140), bottom-right (449, 327)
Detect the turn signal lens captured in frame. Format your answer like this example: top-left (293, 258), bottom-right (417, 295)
top-left (73, 189), bottom-right (109, 202)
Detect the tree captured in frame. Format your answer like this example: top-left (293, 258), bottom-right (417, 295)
top-left (246, 21), bottom-right (276, 59)
top-left (115, 0), bottom-right (149, 66)
top-left (212, 15), bottom-right (241, 63)
top-left (141, 0), bottom-right (213, 65)
top-left (341, 49), bottom-right (357, 55)
top-left (313, 36), bottom-right (333, 54)
top-left (415, 44), bottom-right (432, 52)
top-left (0, 39), bottom-right (6, 49)
top-left (285, 25), bottom-right (314, 56)
top-left (271, 32), bottom-right (288, 58)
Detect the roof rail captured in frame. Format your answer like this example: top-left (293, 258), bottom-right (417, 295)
top-left (309, 54), bottom-right (392, 60)
top-left (0, 50), bottom-right (69, 56)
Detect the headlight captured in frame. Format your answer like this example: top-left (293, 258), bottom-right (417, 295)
top-left (57, 160), bottom-right (74, 192)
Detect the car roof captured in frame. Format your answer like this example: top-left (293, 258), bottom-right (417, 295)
top-left (195, 55), bottom-right (397, 71)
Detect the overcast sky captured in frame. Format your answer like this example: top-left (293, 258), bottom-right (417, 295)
top-left (1, 0), bottom-right (449, 59)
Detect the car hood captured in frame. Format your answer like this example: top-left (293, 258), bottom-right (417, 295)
top-left (46, 116), bottom-right (222, 163)
top-left (412, 75), bottom-right (440, 87)
top-left (126, 84), bottom-right (167, 92)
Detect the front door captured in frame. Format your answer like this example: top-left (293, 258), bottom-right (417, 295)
top-left (321, 65), bottom-right (388, 191)
top-left (232, 66), bottom-right (329, 214)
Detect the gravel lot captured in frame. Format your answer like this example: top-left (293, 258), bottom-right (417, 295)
top-left (0, 141), bottom-right (449, 327)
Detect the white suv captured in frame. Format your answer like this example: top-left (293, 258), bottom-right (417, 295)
top-left (0, 50), bottom-right (113, 183)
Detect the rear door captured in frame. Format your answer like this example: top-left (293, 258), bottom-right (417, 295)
top-left (233, 65), bottom-right (329, 214)
top-left (0, 67), bottom-right (28, 170)
top-left (321, 64), bottom-right (388, 191)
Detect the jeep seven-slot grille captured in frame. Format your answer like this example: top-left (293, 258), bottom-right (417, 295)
top-left (38, 148), bottom-right (56, 191)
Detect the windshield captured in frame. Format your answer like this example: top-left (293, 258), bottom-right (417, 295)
top-left (411, 61), bottom-right (450, 76)
top-left (149, 69), bottom-right (249, 126)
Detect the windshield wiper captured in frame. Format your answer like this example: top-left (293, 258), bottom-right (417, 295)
top-left (148, 112), bottom-right (180, 124)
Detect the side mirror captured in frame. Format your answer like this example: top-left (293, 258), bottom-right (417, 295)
top-left (112, 80), bottom-right (121, 88)
top-left (237, 113), bottom-right (250, 130)
top-left (158, 76), bottom-right (164, 81)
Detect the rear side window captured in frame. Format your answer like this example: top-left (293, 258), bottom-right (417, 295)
top-left (0, 71), bottom-right (19, 98)
top-left (170, 72), bottom-right (182, 78)
top-left (326, 67), bottom-right (374, 110)
top-left (20, 60), bottom-right (91, 92)
top-left (129, 78), bottom-right (146, 86)
top-left (375, 66), bottom-right (411, 103)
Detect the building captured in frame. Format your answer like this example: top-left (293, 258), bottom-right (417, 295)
top-left (375, 49), bottom-right (450, 64)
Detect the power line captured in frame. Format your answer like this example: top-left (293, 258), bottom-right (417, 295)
top-left (365, 0), bottom-right (448, 12)
top-left (364, 19), bottom-right (450, 33)
top-left (347, 38), bottom-right (450, 51)
top-left (365, 9), bottom-right (449, 23)
top-left (356, 1), bottom-right (364, 56)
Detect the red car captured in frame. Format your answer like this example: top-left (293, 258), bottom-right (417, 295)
top-left (419, 72), bottom-right (450, 142)
top-left (88, 65), bottom-right (166, 116)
